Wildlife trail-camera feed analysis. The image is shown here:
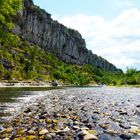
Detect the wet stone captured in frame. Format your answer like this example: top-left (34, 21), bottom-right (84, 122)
top-left (100, 123), bottom-right (109, 129)
top-left (73, 125), bottom-right (80, 130)
top-left (24, 108), bottom-right (32, 113)
top-left (82, 119), bottom-right (89, 124)
top-left (85, 123), bottom-right (94, 129)
top-left (78, 130), bottom-right (89, 137)
top-left (91, 115), bottom-right (99, 121)
top-left (119, 122), bottom-right (131, 129)
top-left (120, 133), bottom-right (132, 139)
top-left (105, 129), bottom-right (117, 135)
top-left (119, 110), bottom-right (128, 115)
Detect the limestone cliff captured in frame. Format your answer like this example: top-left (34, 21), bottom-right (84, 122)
top-left (14, 0), bottom-right (119, 72)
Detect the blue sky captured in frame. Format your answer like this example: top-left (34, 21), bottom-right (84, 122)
top-left (33, 0), bottom-right (140, 70)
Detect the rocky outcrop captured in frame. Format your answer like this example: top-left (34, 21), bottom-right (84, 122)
top-left (14, 0), bottom-right (119, 72)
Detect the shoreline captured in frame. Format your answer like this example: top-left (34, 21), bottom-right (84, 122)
top-left (0, 82), bottom-right (102, 88)
top-left (0, 81), bottom-right (140, 88)
top-left (0, 82), bottom-right (61, 88)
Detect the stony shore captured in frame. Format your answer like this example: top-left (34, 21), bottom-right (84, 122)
top-left (0, 82), bottom-right (54, 88)
top-left (0, 87), bottom-right (140, 140)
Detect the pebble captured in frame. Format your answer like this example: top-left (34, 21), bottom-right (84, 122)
top-left (50, 132), bottom-right (56, 137)
top-left (78, 130), bottom-right (89, 136)
top-left (88, 130), bottom-right (98, 135)
top-left (3, 138), bottom-right (10, 140)
top-left (1, 88), bottom-right (140, 140)
top-left (100, 123), bottom-right (109, 129)
top-left (130, 122), bottom-right (138, 126)
top-left (119, 122), bottom-right (131, 129)
top-left (81, 127), bottom-right (90, 130)
top-left (45, 118), bottom-right (52, 124)
top-left (46, 134), bottom-right (52, 139)
top-left (120, 134), bottom-right (132, 139)
top-left (5, 127), bottom-right (13, 133)
top-left (73, 125), bottom-right (80, 130)
top-left (120, 111), bottom-right (128, 115)
top-left (28, 129), bottom-right (36, 135)
top-left (103, 112), bottom-right (111, 116)
top-left (63, 126), bottom-right (70, 132)
top-left (39, 129), bottom-right (49, 135)
top-left (83, 134), bottom-right (98, 140)
top-left (105, 129), bottom-right (117, 134)
top-left (129, 126), bottom-right (140, 134)
top-left (86, 123), bottom-right (93, 129)
top-left (114, 119), bottom-right (122, 123)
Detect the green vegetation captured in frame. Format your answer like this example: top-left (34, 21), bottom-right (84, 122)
top-left (0, 0), bottom-right (22, 45)
top-left (0, 0), bottom-right (139, 86)
top-left (0, 38), bottom-right (139, 86)
top-left (0, 40), bottom-right (103, 85)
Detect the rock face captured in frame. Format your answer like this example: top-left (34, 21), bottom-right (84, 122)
top-left (14, 0), bottom-right (119, 72)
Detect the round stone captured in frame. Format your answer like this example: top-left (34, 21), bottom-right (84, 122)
top-left (39, 129), bottom-right (49, 135)
top-left (83, 134), bottom-right (98, 140)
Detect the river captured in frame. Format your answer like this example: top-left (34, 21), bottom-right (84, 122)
top-left (0, 86), bottom-right (140, 139)
top-left (0, 87), bottom-right (59, 122)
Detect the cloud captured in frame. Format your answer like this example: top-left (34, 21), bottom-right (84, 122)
top-left (56, 8), bottom-right (140, 70)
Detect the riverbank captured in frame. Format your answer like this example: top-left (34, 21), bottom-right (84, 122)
top-left (0, 87), bottom-right (140, 140)
top-left (0, 82), bottom-right (60, 88)
top-left (0, 81), bottom-right (101, 88)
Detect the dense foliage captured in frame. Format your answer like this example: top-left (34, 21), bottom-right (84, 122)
top-left (0, 38), bottom-right (139, 86)
top-left (0, 0), bottom-right (22, 45)
top-left (0, 40), bottom-right (102, 85)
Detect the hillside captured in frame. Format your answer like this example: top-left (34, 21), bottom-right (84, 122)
top-left (14, 0), bottom-right (120, 72)
top-left (0, 40), bottom-right (123, 85)
top-left (1, 0), bottom-right (130, 86)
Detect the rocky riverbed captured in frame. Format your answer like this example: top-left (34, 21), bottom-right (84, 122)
top-left (0, 87), bottom-right (140, 140)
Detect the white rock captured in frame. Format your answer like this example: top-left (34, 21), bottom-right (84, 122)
top-left (28, 129), bottom-right (36, 135)
top-left (78, 130), bottom-right (89, 136)
top-left (83, 134), bottom-right (98, 140)
top-left (3, 138), bottom-right (10, 140)
top-left (73, 125), bottom-right (80, 129)
top-left (130, 122), bottom-right (138, 126)
top-left (63, 126), bottom-right (70, 132)
top-left (39, 129), bottom-right (49, 135)
top-left (129, 126), bottom-right (140, 134)
top-left (81, 127), bottom-right (89, 130)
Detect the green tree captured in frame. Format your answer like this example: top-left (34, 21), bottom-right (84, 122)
top-left (0, 0), bottom-right (22, 45)
top-left (125, 68), bottom-right (137, 77)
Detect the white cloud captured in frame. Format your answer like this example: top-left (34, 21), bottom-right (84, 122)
top-left (56, 8), bottom-right (140, 70)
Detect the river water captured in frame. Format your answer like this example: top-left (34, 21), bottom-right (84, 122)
top-left (0, 87), bottom-right (59, 122)
top-left (0, 86), bottom-right (140, 139)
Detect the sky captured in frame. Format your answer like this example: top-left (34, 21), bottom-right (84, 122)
top-left (33, 0), bottom-right (140, 71)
